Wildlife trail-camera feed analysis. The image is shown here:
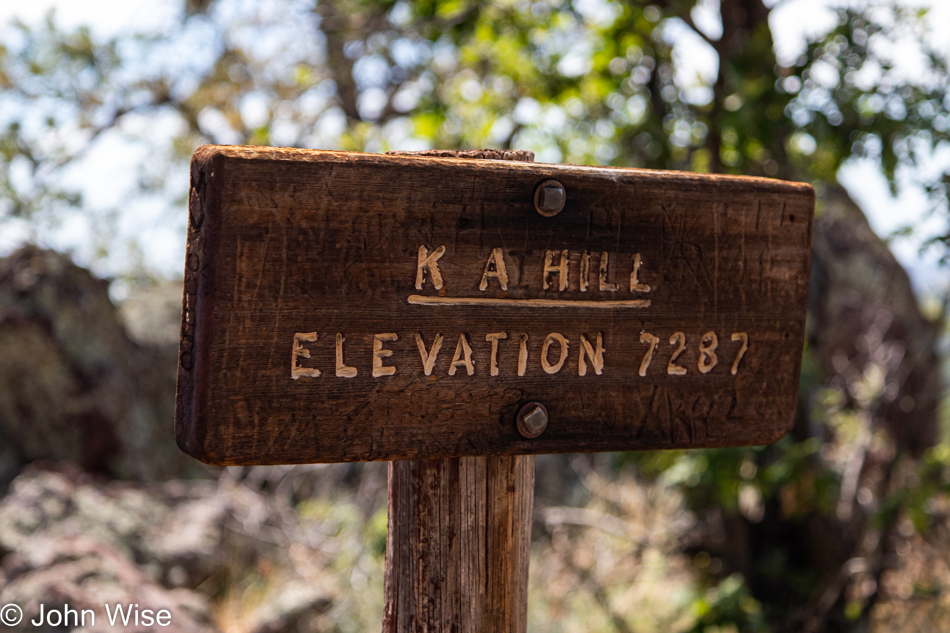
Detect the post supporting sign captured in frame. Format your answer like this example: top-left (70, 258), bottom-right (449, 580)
top-left (177, 145), bottom-right (813, 631)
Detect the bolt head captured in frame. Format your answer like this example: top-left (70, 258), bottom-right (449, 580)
top-left (517, 402), bottom-right (548, 438)
top-left (541, 186), bottom-right (564, 210)
top-left (533, 180), bottom-right (566, 217)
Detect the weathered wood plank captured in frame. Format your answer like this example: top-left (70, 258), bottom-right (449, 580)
top-left (382, 455), bottom-right (534, 633)
top-left (176, 145), bottom-right (814, 465)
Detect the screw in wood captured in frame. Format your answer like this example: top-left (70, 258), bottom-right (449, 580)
top-left (516, 402), bottom-right (548, 438)
top-left (533, 180), bottom-right (566, 217)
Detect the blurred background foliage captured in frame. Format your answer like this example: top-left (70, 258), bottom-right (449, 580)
top-left (1, 0), bottom-right (949, 632)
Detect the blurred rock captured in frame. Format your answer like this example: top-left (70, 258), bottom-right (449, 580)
top-left (0, 464), bottom-right (223, 592)
top-left (0, 536), bottom-right (217, 633)
top-left (0, 463), bottom-right (338, 633)
top-left (0, 246), bottom-right (194, 484)
top-left (0, 464), bottom-right (218, 632)
top-left (809, 187), bottom-right (943, 455)
top-left (118, 282), bottom-right (185, 350)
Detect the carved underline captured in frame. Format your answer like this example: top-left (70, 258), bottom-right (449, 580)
top-left (407, 295), bottom-right (651, 309)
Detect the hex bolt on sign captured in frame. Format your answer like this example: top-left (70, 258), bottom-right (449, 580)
top-left (534, 180), bottom-right (566, 217)
top-left (517, 402), bottom-right (548, 438)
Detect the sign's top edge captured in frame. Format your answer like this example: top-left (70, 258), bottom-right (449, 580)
top-left (191, 144), bottom-right (815, 196)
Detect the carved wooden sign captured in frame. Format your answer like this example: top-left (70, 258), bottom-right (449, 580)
top-left (176, 145), bottom-right (813, 465)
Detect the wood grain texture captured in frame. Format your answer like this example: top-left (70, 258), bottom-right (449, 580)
top-left (383, 455), bottom-right (534, 633)
top-left (175, 145), bottom-right (814, 465)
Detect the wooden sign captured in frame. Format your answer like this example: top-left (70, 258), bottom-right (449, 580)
top-left (176, 145), bottom-right (813, 465)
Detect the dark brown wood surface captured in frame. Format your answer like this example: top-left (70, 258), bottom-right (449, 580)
top-left (176, 145), bottom-right (814, 465)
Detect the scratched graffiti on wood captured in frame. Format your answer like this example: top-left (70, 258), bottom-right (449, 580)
top-left (175, 145), bottom-right (813, 465)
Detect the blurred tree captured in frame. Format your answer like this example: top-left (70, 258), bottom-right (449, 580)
top-left (1, 0), bottom-right (949, 631)
top-left (4, 2), bottom-right (947, 242)
top-left (2, 2), bottom-right (948, 227)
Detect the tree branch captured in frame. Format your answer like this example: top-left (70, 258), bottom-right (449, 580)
top-left (677, 12), bottom-right (718, 49)
top-left (654, 0), bottom-right (720, 48)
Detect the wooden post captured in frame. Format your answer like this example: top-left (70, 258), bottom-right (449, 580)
top-left (384, 456), bottom-right (535, 632)
top-left (383, 149), bottom-right (535, 633)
